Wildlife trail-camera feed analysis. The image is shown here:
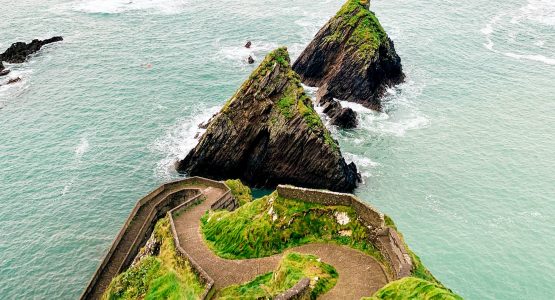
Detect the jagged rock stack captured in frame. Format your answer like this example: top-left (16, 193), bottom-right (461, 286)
top-left (293, 0), bottom-right (404, 127)
top-left (0, 36), bottom-right (63, 78)
top-left (177, 47), bottom-right (360, 192)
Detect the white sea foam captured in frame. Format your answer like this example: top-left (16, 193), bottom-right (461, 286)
top-left (75, 137), bottom-right (90, 159)
top-left (481, 1), bottom-right (555, 66)
top-left (153, 105), bottom-right (220, 179)
top-left (69, 0), bottom-right (187, 14)
top-left (217, 40), bottom-right (278, 66)
top-left (0, 67), bottom-right (33, 107)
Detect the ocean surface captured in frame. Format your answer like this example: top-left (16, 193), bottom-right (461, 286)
top-left (1, 0), bottom-right (554, 298)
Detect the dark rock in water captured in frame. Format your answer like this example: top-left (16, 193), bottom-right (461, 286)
top-left (293, 0), bottom-right (404, 111)
top-left (319, 94), bottom-right (358, 129)
top-left (177, 47), bottom-right (360, 192)
top-left (0, 61), bottom-right (4, 72)
top-left (245, 41), bottom-right (252, 48)
top-left (7, 77), bottom-right (22, 84)
top-left (1, 36), bottom-right (63, 64)
top-left (247, 55), bottom-right (255, 64)
top-left (331, 107), bottom-right (357, 128)
top-left (0, 64), bottom-right (9, 77)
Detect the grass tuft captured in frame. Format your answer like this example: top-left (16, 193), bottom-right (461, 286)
top-left (200, 192), bottom-right (384, 264)
top-left (363, 277), bottom-right (463, 300)
top-left (225, 179), bottom-right (253, 206)
top-left (218, 252), bottom-right (338, 299)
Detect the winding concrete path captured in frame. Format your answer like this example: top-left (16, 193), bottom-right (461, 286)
top-left (173, 186), bottom-right (389, 299)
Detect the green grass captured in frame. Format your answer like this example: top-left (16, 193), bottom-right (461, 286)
top-left (218, 252), bottom-right (338, 299)
top-left (328, 0), bottom-right (388, 63)
top-left (103, 217), bottom-right (204, 300)
top-left (224, 179), bottom-right (253, 206)
top-left (200, 192), bottom-right (383, 264)
top-left (362, 277), bottom-right (463, 300)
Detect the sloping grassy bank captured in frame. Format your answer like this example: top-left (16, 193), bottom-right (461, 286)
top-left (362, 277), bottom-right (463, 300)
top-left (200, 191), bottom-right (383, 262)
top-left (102, 217), bottom-right (204, 300)
top-left (218, 252), bottom-right (337, 299)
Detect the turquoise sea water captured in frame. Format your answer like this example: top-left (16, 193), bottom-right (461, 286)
top-left (1, 0), bottom-right (554, 298)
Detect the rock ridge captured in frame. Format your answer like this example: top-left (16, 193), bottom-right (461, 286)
top-left (293, 0), bottom-right (404, 111)
top-left (1, 36), bottom-right (63, 64)
top-left (177, 47), bottom-right (360, 192)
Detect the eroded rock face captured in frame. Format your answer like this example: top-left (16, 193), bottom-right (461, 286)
top-left (1, 36), bottom-right (63, 64)
top-left (319, 95), bottom-right (358, 129)
top-left (293, 0), bottom-right (404, 110)
top-left (177, 47), bottom-right (360, 192)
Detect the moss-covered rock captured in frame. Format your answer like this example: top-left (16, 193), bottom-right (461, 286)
top-left (177, 47), bottom-right (360, 192)
top-left (293, 0), bottom-right (404, 110)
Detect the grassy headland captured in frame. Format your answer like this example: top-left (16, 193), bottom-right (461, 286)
top-left (218, 252), bottom-right (337, 299)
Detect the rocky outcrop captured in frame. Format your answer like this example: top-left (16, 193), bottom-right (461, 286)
top-left (293, 0), bottom-right (404, 111)
top-left (177, 47), bottom-right (360, 192)
top-left (1, 36), bottom-right (63, 63)
top-left (0, 62), bottom-right (8, 77)
top-left (319, 95), bottom-right (358, 129)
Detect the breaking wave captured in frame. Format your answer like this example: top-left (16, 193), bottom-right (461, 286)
top-left (153, 105), bottom-right (220, 179)
top-left (68, 0), bottom-right (187, 15)
top-left (481, 0), bottom-right (555, 65)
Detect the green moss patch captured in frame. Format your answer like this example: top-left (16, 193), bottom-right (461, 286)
top-left (218, 252), bottom-right (337, 299)
top-left (363, 277), bottom-right (462, 300)
top-left (200, 192), bottom-right (383, 263)
top-left (224, 179), bottom-right (253, 206)
top-left (330, 0), bottom-right (388, 62)
top-left (103, 217), bottom-right (204, 300)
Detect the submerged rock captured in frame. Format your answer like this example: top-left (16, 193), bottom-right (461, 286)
top-left (293, 0), bottom-right (404, 110)
top-left (1, 36), bottom-right (63, 64)
top-left (245, 41), bottom-right (252, 48)
top-left (247, 55), bottom-right (255, 64)
top-left (0, 62), bottom-right (9, 77)
top-left (177, 47), bottom-right (360, 192)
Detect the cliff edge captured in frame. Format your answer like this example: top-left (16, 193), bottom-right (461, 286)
top-left (293, 0), bottom-right (404, 110)
top-left (177, 47), bottom-right (360, 192)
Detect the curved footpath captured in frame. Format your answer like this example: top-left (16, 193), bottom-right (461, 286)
top-left (172, 186), bottom-right (389, 299)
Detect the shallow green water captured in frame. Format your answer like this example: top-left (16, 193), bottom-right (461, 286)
top-left (1, 0), bottom-right (554, 299)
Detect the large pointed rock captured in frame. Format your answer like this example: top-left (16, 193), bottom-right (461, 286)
top-left (177, 47), bottom-right (360, 192)
top-left (293, 0), bottom-right (404, 111)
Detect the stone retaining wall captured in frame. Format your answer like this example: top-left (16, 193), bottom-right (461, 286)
top-left (81, 176), bottom-right (232, 300)
top-left (274, 277), bottom-right (311, 300)
top-left (276, 185), bottom-right (412, 280)
top-left (276, 185), bottom-right (384, 229)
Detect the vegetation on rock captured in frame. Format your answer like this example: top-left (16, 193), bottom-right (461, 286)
top-left (363, 277), bottom-right (463, 300)
top-left (178, 47), bottom-right (359, 192)
top-left (293, 0), bottom-right (404, 110)
top-left (224, 179), bottom-right (253, 206)
top-left (218, 252), bottom-right (337, 299)
top-left (102, 217), bottom-right (203, 300)
top-left (200, 192), bottom-right (383, 262)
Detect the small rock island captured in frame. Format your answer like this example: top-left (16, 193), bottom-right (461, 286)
top-left (293, 0), bottom-right (404, 128)
top-left (177, 48), bottom-right (360, 192)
